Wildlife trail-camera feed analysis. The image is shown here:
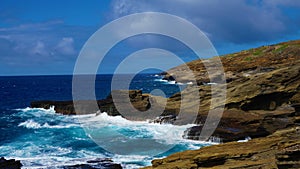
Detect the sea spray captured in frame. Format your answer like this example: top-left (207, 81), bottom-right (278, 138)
top-left (1, 107), bottom-right (212, 168)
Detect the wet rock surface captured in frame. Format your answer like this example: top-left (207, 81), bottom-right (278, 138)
top-left (0, 157), bottom-right (122, 169)
top-left (0, 157), bottom-right (22, 169)
top-left (63, 158), bottom-right (122, 169)
top-left (143, 127), bottom-right (300, 169)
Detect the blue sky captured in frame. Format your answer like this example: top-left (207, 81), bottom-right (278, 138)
top-left (0, 0), bottom-right (300, 75)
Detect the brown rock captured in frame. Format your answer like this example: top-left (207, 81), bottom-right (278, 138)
top-left (142, 127), bottom-right (300, 169)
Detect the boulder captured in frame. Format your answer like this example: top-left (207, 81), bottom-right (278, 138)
top-left (0, 157), bottom-right (22, 169)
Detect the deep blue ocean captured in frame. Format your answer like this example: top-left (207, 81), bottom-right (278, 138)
top-left (0, 74), bottom-right (211, 168)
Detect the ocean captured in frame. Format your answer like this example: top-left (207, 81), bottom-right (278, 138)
top-left (0, 74), bottom-right (211, 168)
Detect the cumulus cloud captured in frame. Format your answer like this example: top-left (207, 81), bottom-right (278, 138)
top-left (110, 0), bottom-right (300, 44)
top-left (55, 37), bottom-right (76, 55)
top-left (0, 21), bottom-right (84, 66)
top-left (29, 41), bottom-right (48, 56)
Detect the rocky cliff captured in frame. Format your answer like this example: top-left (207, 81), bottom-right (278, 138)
top-left (143, 40), bottom-right (300, 168)
top-left (143, 126), bottom-right (300, 169)
top-left (31, 40), bottom-right (300, 168)
top-left (163, 40), bottom-right (300, 142)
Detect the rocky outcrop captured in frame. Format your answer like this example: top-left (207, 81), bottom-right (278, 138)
top-left (150, 115), bottom-right (177, 124)
top-left (31, 90), bottom-right (153, 116)
top-left (183, 106), bottom-right (296, 142)
top-left (162, 74), bottom-right (176, 82)
top-left (63, 158), bottom-right (122, 169)
top-left (0, 157), bottom-right (22, 169)
top-left (171, 40), bottom-right (300, 142)
top-left (143, 126), bottom-right (300, 169)
top-left (164, 40), bottom-right (300, 84)
top-left (142, 40), bottom-right (300, 169)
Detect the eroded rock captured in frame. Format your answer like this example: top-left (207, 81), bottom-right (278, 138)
top-left (143, 127), bottom-right (300, 169)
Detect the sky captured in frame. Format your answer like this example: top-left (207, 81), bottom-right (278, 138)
top-left (0, 0), bottom-right (300, 75)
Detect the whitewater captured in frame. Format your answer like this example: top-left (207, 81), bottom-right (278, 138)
top-left (0, 106), bottom-right (214, 168)
top-left (0, 74), bottom-right (215, 168)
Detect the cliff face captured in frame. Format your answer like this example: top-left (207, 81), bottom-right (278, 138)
top-left (143, 126), bottom-right (300, 169)
top-left (143, 40), bottom-right (300, 169)
top-left (164, 40), bottom-right (300, 84)
top-left (182, 60), bottom-right (300, 142)
top-left (157, 40), bottom-right (299, 143)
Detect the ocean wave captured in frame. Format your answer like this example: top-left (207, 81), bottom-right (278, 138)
top-left (15, 107), bottom-right (213, 146)
top-left (113, 154), bottom-right (152, 168)
top-left (6, 156), bottom-right (98, 169)
top-left (15, 106), bottom-right (56, 114)
top-left (154, 78), bottom-right (177, 85)
top-left (154, 79), bottom-right (169, 83)
top-left (79, 112), bottom-right (199, 145)
top-left (11, 106), bottom-right (212, 168)
top-left (0, 139), bottom-right (107, 168)
top-left (18, 119), bottom-right (78, 129)
top-left (154, 78), bottom-right (193, 85)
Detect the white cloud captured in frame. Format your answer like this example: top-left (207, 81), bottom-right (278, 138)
top-left (0, 20), bottom-right (63, 32)
top-left (30, 41), bottom-right (48, 56)
top-left (0, 21), bottom-right (82, 65)
top-left (263, 0), bottom-right (300, 7)
top-left (55, 37), bottom-right (76, 55)
top-left (110, 0), bottom-right (300, 43)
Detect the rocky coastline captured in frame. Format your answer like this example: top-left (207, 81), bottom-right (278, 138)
top-left (24, 40), bottom-right (300, 168)
top-left (142, 40), bottom-right (300, 168)
top-left (142, 126), bottom-right (300, 169)
top-left (0, 157), bottom-right (122, 169)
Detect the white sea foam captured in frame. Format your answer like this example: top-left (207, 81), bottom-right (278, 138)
top-left (203, 82), bottom-right (218, 85)
top-left (18, 119), bottom-right (42, 129)
top-left (15, 106), bottom-right (56, 114)
top-left (113, 154), bottom-right (152, 168)
top-left (8, 156), bottom-right (97, 169)
top-left (154, 78), bottom-right (177, 85)
top-left (154, 79), bottom-right (168, 82)
top-left (4, 149), bottom-right (145, 169)
top-left (15, 107), bottom-right (214, 146)
top-left (77, 112), bottom-right (203, 146)
top-left (11, 106), bottom-right (213, 168)
top-left (0, 142), bottom-right (106, 168)
top-left (167, 81), bottom-right (176, 84)
top-left (237, 136), bottom-right (251, 142)
top-left (18, 119), bottom-right (78, 129)
top-left (154, 78), bottom-right (193, 86)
